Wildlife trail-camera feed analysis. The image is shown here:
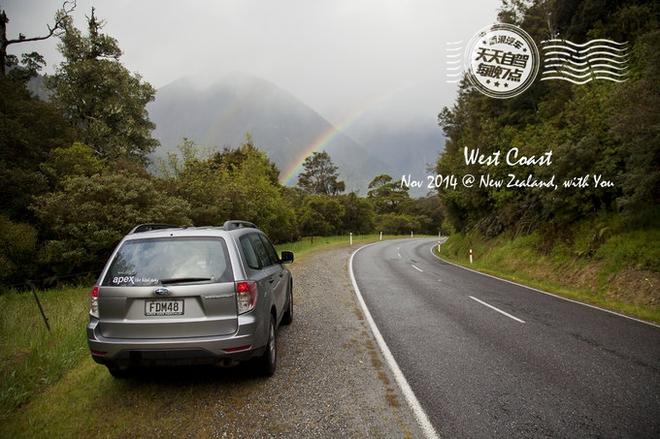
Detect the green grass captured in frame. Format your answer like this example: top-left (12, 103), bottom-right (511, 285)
top-left (0, 287), bottom-right (89, 422)
top-left (434, 228), bottom-right (660, 324)
top-left (0, 233), bottom-right (422, 437)
top-left (275, 233), bottom-right (423, 260)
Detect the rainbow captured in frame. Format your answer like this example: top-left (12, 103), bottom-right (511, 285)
top-left (279, 87), bottom-right (407, 185)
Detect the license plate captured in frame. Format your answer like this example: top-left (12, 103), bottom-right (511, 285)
top-left (144, 299), bottom-right (184, 316)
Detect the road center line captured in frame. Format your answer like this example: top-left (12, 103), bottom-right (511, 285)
top-left (411, 264), bottom-right (423, 272)
top-left (469, 296), bottom-right (526, 323)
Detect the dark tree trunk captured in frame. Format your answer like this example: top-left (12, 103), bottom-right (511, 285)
top-left (1, 11), bottom-right (8, 76)
top-left (0, 3), bottom-right (76, 77)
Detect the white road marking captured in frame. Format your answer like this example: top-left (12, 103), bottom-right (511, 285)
top-left (350, 244), bottom-right (440, 439)
top-left (396, 247), bottom-right (401, 258)
top-left (469, 296), bottom-right (526, 323)
top-left (411, 264), bottom-right (423, 272)
top-left (429, 244), bottom-right (660, 329)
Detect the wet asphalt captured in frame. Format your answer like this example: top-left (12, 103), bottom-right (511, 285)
top-left (353, 238), bottom-right (660, 439)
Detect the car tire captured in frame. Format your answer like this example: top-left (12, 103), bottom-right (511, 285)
top-left (258, 316), bottom-right (277, 377)
top-left (281, 283), bottom-right (293, 325)
top-left (107, 364), bottom-right (131, 379)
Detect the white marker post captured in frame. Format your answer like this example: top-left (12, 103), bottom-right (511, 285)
top-left (437, 241), bottom-right (442, 253)
top-left (469, 248), bottom-right (473, 264)
top-left (349, 232), bottom-right (353, 246)
top-left (410, 230), bottom-right (414, 238)
top-left (379, 231), bottom-right (383, 241)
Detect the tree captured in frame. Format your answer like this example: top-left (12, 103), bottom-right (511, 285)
top-left (40, 142), bottom-right (104, 186)
top-left (367, 174), bottom-right (410, 214)
top-left (375, 213), bottom-right (421, 235)
top-left (0, 215), bottom-right (38, 284)
top-left (434, 0), bottom-right (660, 239)
top-left (609, 30), bottom-right (660, 212)
top-left (209, 134), bottom-right (280, 185)
top-left (163, 139), bottom-right (297, 243)
top-left (298, 195), bottom-right (344, 236)
top-left (31, 171), bottom-right (191, 275)
top-left (0, 71), bottom-right (73, 219)
top-left (297, 151), bottom-right (345, 195)
top-left (0, 1), bottom-right (75, 76)
top-left (405, 196), bottom-right (444, 235)
top-left (339, 192), bottom-right (375, 234)
top-left (48, 8), bottom-right (158, 164)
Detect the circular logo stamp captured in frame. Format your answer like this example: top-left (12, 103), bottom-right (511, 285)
top-left (464, 23), bottom-right (539, 99)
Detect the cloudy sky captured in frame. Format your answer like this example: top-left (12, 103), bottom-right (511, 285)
top-left (3, 0), bottom-right (499, 124)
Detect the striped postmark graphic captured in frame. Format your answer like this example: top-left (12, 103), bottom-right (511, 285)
top-left (445, 40), bottom-right (463, 84)
top-left (540, 39), bottom-right (629, 84)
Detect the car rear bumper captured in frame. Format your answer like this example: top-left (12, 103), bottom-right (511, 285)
top-left (87, 313), bottom-right (266, 366)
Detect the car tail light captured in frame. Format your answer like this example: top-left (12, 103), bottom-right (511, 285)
top-left (90, 286), bottom-right (99, 317)
top-left (235, 281), bottom-right (257, 314)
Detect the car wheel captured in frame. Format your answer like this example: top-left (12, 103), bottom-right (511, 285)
top-left (281, 283), bottom-right (293, 325)
top-left (107, 364), bottom-right (131, 379)
top-left (258, 316), bottom-right (277, 377)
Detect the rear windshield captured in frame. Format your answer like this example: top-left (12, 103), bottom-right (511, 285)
top-left (103, 238), bottom-right (233, 286)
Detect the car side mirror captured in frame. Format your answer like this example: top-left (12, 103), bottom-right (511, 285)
top-left (280, 251), bottom-right (294, 264)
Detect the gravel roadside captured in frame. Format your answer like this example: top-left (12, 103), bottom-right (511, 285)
top-left (107, 244), bottom-right (426, 438)
top-left (199, 244), bottom-right (423, 438)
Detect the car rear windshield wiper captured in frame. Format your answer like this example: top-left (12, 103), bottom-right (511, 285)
top-left (159, 277), bottom-right (212, 285)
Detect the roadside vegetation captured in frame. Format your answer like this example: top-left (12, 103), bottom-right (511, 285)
top-left (274, 233), bottom-right (429, 260)
top-left (434, 0), bottom-right (659, 321)
top-left (435, 211), bottom-right (660, 323)
top-left (0, 287), bottom-right (88, 424)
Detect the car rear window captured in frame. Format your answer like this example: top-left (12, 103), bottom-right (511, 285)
top-left (103, 238), bottom-right (233, 286)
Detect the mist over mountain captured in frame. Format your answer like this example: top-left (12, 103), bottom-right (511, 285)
top-left (323, 80), bottom-right (447, 196)
top-left (148, 73), bottom-right (387, 193)
top-left (345, 109), bottom-right (445, 197)
top-left (148, 73), bottom-right (443, 195)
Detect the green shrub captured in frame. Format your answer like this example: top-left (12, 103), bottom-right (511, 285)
top-left (0, 216), bottom-right (38, 283)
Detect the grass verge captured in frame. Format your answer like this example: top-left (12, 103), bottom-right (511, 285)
top-left (275, 233), bottom-right (422, 261)
top-left (433, 229), bottom-right (660, 324)
top-left (0, 287), bottom-right (89, 422)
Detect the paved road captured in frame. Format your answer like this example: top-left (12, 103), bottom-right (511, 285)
top-left (352, 238), bottom-right (660, 438)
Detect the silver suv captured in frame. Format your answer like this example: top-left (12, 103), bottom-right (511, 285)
top-left (87, 221), bottom-right (294, 378)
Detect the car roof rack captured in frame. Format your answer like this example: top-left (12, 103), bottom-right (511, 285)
top-left (223, 220), bottom-right (258, 231)
top-left (130, 223), bottom-right (182, 234)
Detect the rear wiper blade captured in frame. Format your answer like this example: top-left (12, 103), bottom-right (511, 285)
top-left (159, 277), bottom-right (211, 285)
